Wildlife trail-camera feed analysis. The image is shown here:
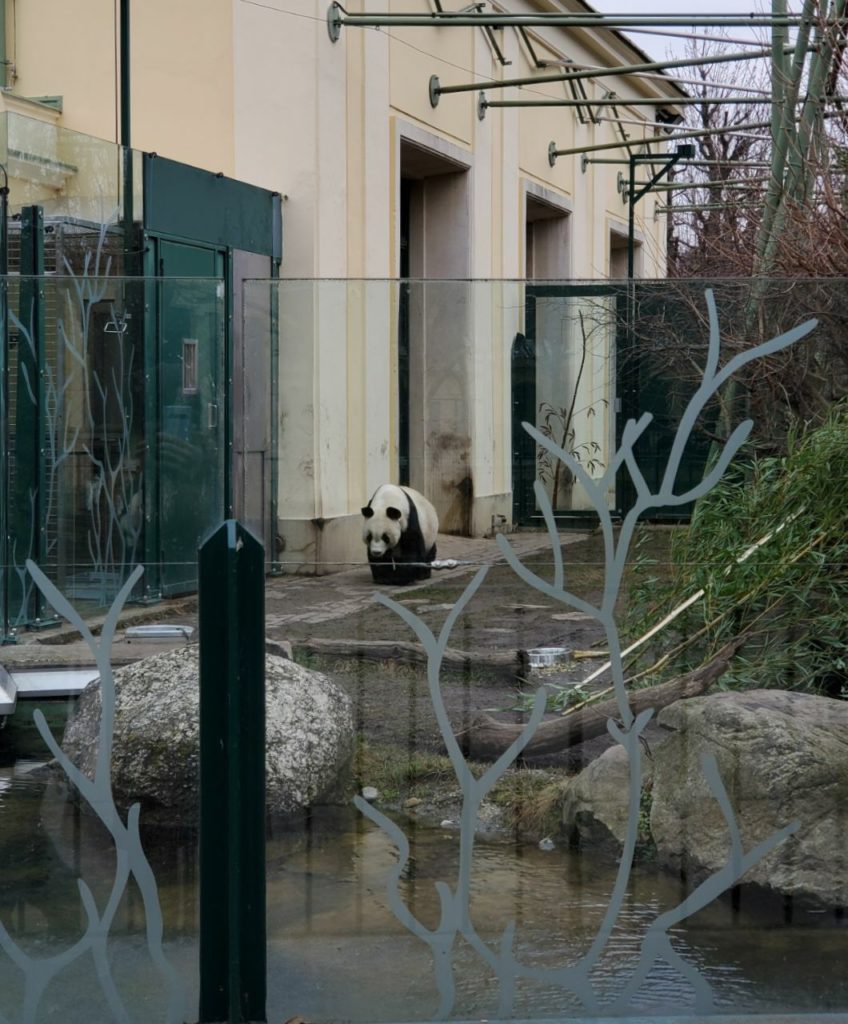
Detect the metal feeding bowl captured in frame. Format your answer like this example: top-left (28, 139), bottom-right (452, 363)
top-left (526, 646), bottom-right (571, 670)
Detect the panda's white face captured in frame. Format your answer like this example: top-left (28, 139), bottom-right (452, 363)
top-left (361, 501), bottom-right (404, 557)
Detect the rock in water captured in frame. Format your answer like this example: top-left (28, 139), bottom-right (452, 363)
top-left (651, 689), bottom-right (848, 907)
top-left (61, 646), bottom-right (355, 826)
top-left (561, 744), bottom-right (654, 852)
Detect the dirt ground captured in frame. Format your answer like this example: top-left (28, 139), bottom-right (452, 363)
top-left (262, 528), bottom-right (621, 770)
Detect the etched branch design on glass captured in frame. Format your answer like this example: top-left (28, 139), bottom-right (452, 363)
top-left (0, 561), bottom-right (188, 1024)
top-left (7, 215), bottom-right (141, 622)
top-left (358, 289), bottom-right (815, 1018)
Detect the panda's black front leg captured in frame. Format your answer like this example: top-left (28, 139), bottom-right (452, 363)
top-left (368, 550), bottom-right (419, 585)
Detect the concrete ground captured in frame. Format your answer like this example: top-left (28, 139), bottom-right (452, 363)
top-left (0, 529), bottom-right (589, 672)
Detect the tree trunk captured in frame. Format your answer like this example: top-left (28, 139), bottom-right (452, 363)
top-left (462, 637), bottom-right (745, 760)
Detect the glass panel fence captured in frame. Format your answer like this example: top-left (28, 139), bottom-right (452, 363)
top-left (2, 275), bottom-right (226, 630)
top-left (245, 277), bottom-right (848, 1021)
top-left (1, 111), bottom-right (143, 239)
top-left (0, 273), bottom-right (235, 1022)
top-left (1, 276), bottom-right (846, 1023)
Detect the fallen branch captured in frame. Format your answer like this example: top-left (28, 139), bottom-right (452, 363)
top-left (462, 637), bottom-right (745, 760)
top-left (291, 637), bottom-right (528, 677)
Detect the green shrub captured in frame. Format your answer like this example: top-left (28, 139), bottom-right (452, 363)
top-left (625, 404), bottom-right (848, 695)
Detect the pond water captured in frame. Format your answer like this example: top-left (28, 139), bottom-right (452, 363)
top-left (1, 704), bottom-right (846, 1023)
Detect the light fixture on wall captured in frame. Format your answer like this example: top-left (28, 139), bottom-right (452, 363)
top-left (656, 108), bottom-right (685, 132)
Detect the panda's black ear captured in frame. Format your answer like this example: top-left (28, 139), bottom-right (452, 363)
top-left (386, 506), bottom-right (402, 520)
top-left (361, 506), bottom-right (374, 518)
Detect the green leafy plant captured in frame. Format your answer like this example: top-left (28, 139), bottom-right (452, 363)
top-left (625, 402), bottom-right (848, 695)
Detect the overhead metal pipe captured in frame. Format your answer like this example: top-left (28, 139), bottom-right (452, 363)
top-left (656, 202), bottom-right (762, 213)
top-left (429, 43), bottom-right (803, 105)
top-left (480, 94), bottom-right (830, 111)
top-left (621, 27), bottom-right (787, 49)
top-left (327, 3), bottom-right (808, 40)
top-left (582, 156), bottom-right (773, 168)
top-left (518, 58), bottom-right (778, 96)
top-left (546, 109), bottom-right (848, 162)
top-left (628, 177), bottom-right (770, 192)
top-left (550, 117), bottom-right (773, 162)
top-left (617, 73), bottom-right (772, 96)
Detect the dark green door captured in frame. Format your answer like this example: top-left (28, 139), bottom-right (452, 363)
top-left (511, 320), bottom-right (536, 527)
top-left (157, 240), bottom-right (225, 594)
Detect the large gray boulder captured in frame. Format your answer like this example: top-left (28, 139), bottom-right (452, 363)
top-left (62, 646), bottom-right (355, 826)
top-left (650, 690), bottom-right (848, 906)
top-left (561, 744), bottom-right (653, 851)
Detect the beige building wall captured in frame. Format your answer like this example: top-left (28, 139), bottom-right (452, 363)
top-left (1, 0), bottom-right (682, 568)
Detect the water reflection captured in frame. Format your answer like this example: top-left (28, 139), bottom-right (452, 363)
top-left (2, 757), bottom-right (845, 1022)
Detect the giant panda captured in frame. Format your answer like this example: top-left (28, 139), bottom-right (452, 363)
top-left (361, 484), bottom-right (439, 585)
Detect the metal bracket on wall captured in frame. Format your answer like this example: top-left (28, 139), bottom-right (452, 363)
top-left (327, 2), bottom-right (342, 43)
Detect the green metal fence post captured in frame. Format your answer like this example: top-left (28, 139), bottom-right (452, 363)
top-left (0, 166), bottom-right (7, 641)
top-left (13, 206), bottom-right (45, 627)
top-left (198, 519), bottom-right (266, 1024)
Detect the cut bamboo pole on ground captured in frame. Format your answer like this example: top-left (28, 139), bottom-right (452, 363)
top-left (462, 638), bottom-right (745, 760)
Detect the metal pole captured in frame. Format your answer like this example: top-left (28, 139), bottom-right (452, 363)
top-left (629, 178), bottom-right (770, 193)
top-left (627, 147), bottom-right (694, 287)
top-left (429, 43), bottom-right (800, 105)
top-left (328, 4), bottom-right (806, 36)
top-left (482, 93), bottom-right (840, 110)
top-left (552, 105), bottom-right (843, 163)
top-left (120, 0), bottom-right (130, 149)
top-left (656, 203), bottom-right (763, 213)
top-left (199, 520), bottom-right (267, 1024)
top-left (120, 0), bottom-right (134, 267)
top-left (628, 154), bottom-right (638, 282)
top-left (551, 117), bottom-right (775, 162)
top-left (583, 156), bottom-right (773, 167)
top-left (17, 206), bottom-right (45, 627)
top-left (0, 165), bottom-right (7, 642)
top-left (622, 143), bottom-right (691, 525)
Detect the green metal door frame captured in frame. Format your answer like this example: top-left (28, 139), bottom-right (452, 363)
top-left (142, 233), bottom-right (225, 598)
top-left (10, 206), bottom-right (47, 628)
top-left (141, 154), bottom-right (281, 596)
top-left (514, 281), bottom-right (711, 523)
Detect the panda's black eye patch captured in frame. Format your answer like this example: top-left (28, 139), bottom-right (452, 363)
top-left (362, 506), bottom-right (374, 519)
top-left (386, 506), bottom-right (402, 521)
top-left (382, 533), bottom-right (391, 545)
top-left (366, 532), bottom-right (372, 543)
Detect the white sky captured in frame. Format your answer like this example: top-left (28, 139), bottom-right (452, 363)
top-left (588, 1), bottom-right (808, 63)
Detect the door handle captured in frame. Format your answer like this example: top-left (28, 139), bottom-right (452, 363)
top-left (208, 402), bottom-right (218, 429)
